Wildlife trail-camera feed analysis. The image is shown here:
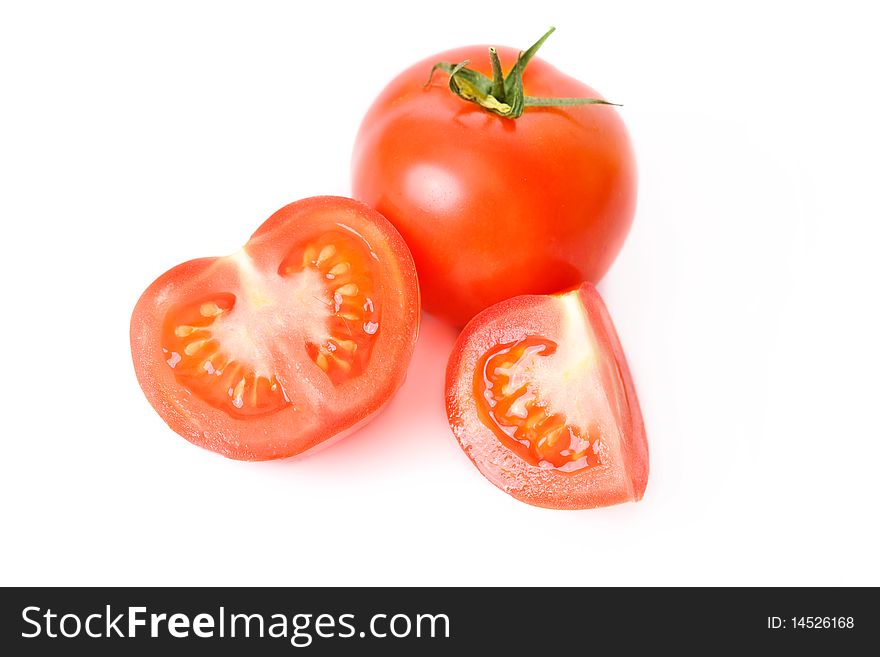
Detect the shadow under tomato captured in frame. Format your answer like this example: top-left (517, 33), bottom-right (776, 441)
top-left (267, 312), bottom-right (461, 473)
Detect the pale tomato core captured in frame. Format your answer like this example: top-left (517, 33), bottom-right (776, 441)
top-left (474, 336), bottom-right (602, 472)
top-left (161, 228), bottom-right (382, 418)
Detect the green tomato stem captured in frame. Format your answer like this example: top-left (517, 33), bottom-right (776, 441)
top-left (426, 27), bottom-right (620, 119)
top-left (488, 47), bottom-right (505, 102)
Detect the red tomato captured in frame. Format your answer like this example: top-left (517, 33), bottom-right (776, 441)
top-left (445, 283), bottom-right (648, 509)
top-left (130, 196), bottom-right (420, 460)
top-left (352, 32), bottom-right (637, 326)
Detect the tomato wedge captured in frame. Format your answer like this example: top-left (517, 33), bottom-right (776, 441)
top-left (131, 196), bottom-right (420, 460)
top-left (445, 283), bottom-right (648, 509)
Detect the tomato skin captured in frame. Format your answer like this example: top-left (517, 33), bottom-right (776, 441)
top-left (352, 45), bottom-right (637, 327)
top-left (130, 196), bottom-right (420, 460)
top-left (445, 283), bottom-right (647, 509)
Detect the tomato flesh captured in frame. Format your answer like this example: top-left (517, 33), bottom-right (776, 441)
top-left (280, 228), bottom-right (382, 386)
top-left (475, 337), bottom-right (603, 472)
top-left (162, 292), bottom-right (289, 418)
top-left (446, 283), bottom-right (648, 509)
top-left (131, 196), bottom-right (420, 460)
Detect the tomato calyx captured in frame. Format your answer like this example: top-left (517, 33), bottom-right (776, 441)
top-left (424, 27), bottom-right (619, 119)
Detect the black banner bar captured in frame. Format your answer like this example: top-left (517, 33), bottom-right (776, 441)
top-left (1, 587), bottom-right (874, 654)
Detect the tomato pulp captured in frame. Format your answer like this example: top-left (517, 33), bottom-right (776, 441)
top-left (352, 37), bottom-right (637, 326)
top-left (131, 196), bottom-right (420, 460)
top-left (446, 283), bottom-right (648, 509)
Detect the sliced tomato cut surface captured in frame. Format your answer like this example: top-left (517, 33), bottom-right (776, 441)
top-left (131, 196), bottom-right (419, 460)
top-left (446, 283), bottom-right (647, 509)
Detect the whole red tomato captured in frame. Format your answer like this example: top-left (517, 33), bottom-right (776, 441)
top-left (352, 29), bottom-right (637, 327)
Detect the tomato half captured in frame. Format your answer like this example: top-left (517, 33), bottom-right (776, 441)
top-left (352, 33), bottom-right (637, 327)
top-left (445, 283), bottom-right (647, 509)
top-left (131, 196), bottom-right (420, 460)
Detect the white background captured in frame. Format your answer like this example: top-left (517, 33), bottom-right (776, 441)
top-left (1, 1), bottom-right (878, 586)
